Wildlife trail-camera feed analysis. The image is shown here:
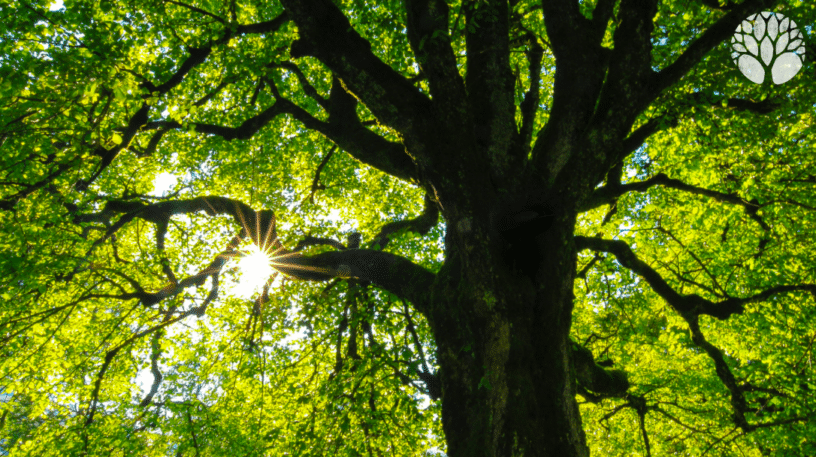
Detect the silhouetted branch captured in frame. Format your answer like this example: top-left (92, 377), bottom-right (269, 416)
top-left (307, 145), bottom-right (336, 204)
top-left (515, 29), bottom-right (543, 160)
top-left (166, 0), bottom-right (226, 24)
top-left (273, 248), bottom-right (436, 316)
top-left (293, 235), bottom-right (346, 253)
top-left (583, 172), bottom-right (770, 232)
top-left (86, 280), bottom-right (217, 426)
top-left (405, 0), bottom-right (467, 117)
top-left (577, 235), bottom-right (816, 432)
top-left (369, 193), bottom-right (439, 250)
top-left (140, 331), bottom-right (164, 407)
top-left (572, 342), bottom-right (629, 400)
top-left (575, 236), bottom-right (816, 320)
top-left (261, 78), bottom-right (418, 183)
top-left (268, 61), bottom-right (329, 109)
top-left (280, 0), bottom-right (435, 160)
top-left (686, 316), bottom-right (752, 432)
top-left (75, 11), bottom-right (290, 190)
top-left (651, 0), bottom-right (777, 97)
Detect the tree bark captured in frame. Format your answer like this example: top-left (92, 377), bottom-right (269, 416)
top-left (427, 207), bottom-right (588, 456)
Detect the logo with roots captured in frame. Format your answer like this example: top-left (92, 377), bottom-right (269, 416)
top-left (731, 12), bottom-right (805, 85)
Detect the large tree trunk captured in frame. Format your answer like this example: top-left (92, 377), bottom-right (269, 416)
top-left (276, 1), bottom-right (671, 454)
top-left (429, 204), bottom-right (587, 456)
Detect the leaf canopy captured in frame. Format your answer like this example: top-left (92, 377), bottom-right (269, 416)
top-left (1, 0), bottom-right (815, 455)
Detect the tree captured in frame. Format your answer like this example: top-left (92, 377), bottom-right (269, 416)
top-left (1, 0), bottom-right (814, 455)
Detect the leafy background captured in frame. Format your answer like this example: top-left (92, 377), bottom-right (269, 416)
top-left (1, 0), bottom-right (815, 455)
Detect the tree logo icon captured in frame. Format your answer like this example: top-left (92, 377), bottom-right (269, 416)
top-left (731, 12), bottom-right (805, 85)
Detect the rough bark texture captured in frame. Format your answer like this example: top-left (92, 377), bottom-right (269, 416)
top-left (427, 212), bottom-right (588, 456)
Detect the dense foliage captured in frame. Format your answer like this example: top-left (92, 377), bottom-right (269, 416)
top-left (1, 0), bottom-right (815, 455)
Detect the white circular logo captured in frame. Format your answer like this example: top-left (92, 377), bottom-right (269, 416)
top-left (731, 12), bottom-right (805, 85)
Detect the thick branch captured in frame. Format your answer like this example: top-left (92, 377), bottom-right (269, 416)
top-left (634, 396), bottom-right (653, 457)
top-left (142, 76), bottom-right (417, 183)
top-left (603, 0), bottom-right (658, 103)
top-left (529, 3), bottom-right (609, 184)
top-left (711, 285), bottom-right (816, 318)
top-left (91, 195), bottom-right (276, 248)
top-left (280, 0), bottom-right (432, 145)
top-left (369, 193), bottom-right (439, 250)
top-left (139, 11), bottom-right (289, 95)
top-left (235, 11), bottom-right (290, 35)
top-left (685, 93), bottom-right (782, 115)
top-left (292, 235), bottom-right (346, 253)
top-left (574, 235), bottom-right (692, 315)
top-left (578, 0), bottom-right (660, 181)
top-left (72, 196), bottom-right (278, 308)
top-left (275, 82), bottom-right (418, 183)
top-left (577, 235), bottom-right (815, 432)
top-left (273, 249), bottom-right (436, 316)
top-left (464, 0), bottom-right (516, 177)
top-left (572, 342), bottom-right (630, 399)
top-left (417, 370), bottom-right (442, 401)
top-left (589, 0), bottom-right (616, 41)
top-left (597, 93), bottom-right (778, 178)
top-left (135, 128), bottom-right (170, 159)
top-left (405, 0), bottom-right (467, 118)
top-left (699, 0), bottom-right (735, 10)
top-left (538, 1), bottom-right (591, 60)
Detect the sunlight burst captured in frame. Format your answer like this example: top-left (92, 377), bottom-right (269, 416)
top-left (235, 244), bottom-right (275, 297)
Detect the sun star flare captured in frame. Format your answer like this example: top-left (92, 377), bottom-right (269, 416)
top-left (236, 244), bottom-right (276, 296)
